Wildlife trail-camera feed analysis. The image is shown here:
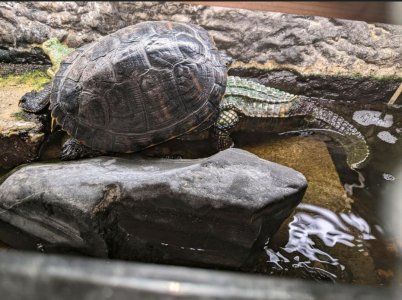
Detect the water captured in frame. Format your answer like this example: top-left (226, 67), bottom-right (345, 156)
top-left (0, 98), bottom-right (401, 287)
top-left (229, 100), bottom-right (402, 286)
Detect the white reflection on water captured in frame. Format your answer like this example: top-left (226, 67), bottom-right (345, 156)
top-left (383, 173), bottom-right (396, 181)
top-left (352, 110), bottom-right (393, 128)
top-left (339, 213), bottom-right (375, 240)
top-left (265, 204), bottom-right (375, 280)
top-left (377, 131), bottom-right (398, 144)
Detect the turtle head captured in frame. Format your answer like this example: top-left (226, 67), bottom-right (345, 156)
top-left (219, 52), bottom-right (233, 69)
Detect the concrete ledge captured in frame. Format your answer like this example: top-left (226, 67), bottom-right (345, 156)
top-left (0, 251), bottom-right (398, 300)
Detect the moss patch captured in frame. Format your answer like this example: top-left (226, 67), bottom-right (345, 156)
top-left (10, 110), bottom-right (29, 121)
top-left (0, 71), bottom-right (51, 91)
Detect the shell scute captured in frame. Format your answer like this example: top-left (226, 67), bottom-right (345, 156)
top-left (62, 116), bottom-right (78, 137)
top-left (112, 43), bottom-right (149, 79)
top-left (55, 21), bottom-right (226, 152)
top-left (91, 130), bottom-right (115, 151)
top-left (118, 27), bottom-right (141, 43)
top-left (66, 55), bottom-right (88, 82)
top-left (87, 36), bottom-right (120, 61)
top-left (62, 51), bottom-right (80, 64)
top-left (76, 123), bottom-right (95, 146)
top-left (77, 92), bottom-right (107, 128)
top-left (176, 33), bottom-right (206, 63)
top-left (145, 35), bottom-right (184, 68)
top-left (60, 79), bottom-right (81, 116)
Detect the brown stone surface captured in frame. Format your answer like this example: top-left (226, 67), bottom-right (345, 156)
top-left (0, 81), bottom-right (45, 172)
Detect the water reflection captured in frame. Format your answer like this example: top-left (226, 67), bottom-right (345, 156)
top-left (353, 110), bottom-right (393, 128)
top-left (382, 173), bottom-right (395, 181)
top-left (265, 204), bottom-right (375, 282)
top-left (377, 131), bottom-right (398, 144)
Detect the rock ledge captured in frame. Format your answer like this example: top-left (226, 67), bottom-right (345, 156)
top-left (0, 149), bottom-right (307, 267)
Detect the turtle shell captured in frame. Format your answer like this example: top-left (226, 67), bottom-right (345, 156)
top-left (51, 21), bottom-right (227, 153)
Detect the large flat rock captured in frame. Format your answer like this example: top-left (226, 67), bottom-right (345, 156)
top-left (0, 148), bottom-right (307, 268)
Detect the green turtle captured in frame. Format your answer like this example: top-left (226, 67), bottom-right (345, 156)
top-left (19, 21), bottom-right (370, 169)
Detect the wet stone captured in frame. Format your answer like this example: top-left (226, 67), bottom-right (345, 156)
top-left (0, 148), bottom-right (307, 268)
top-left (0, 83), bottom-right (48, 172)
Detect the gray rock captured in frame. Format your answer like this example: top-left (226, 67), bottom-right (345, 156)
top-left (1, 2), bottom-right (401, 102)
top-left (230, 68), bottom-right (402, 104)
top-left (0, 101), bottom-right (47, 173)
top-left (1, 1), bottom-right (402, 75)
top-left (0, 148), bottom-right (307, 268)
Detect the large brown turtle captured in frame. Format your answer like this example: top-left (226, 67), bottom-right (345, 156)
top-left (19, 21), bottom-right (229, 160)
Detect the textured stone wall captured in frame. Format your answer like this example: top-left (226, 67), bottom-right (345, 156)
top-left (1, 1), bottom-right (402, 77)
top-left (1, 1), bottom-right (401, 102)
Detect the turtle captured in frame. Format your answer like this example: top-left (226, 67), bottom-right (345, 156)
top-left (19, 21), bottom-right (229, 160)
top-left (19, 22), bottom-right (370, 169)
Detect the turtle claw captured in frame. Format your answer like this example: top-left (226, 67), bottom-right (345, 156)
top-left (61, 138), bottom-right (102, 161)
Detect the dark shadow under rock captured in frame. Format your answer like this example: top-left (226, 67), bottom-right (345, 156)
top-left (0, 47), bottom-right (51, 65)
top-left (0, 148), bottom-right (307, 268)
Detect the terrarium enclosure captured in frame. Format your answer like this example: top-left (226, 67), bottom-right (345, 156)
top-left (0, 1), bottom-right (401, 299)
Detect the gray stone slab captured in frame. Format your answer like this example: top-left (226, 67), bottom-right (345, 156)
top-left (0, 149), bottom-right (307, 267)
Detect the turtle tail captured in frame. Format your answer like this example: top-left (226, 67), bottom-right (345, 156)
top-left (289, 97), bottom-right (370, 169)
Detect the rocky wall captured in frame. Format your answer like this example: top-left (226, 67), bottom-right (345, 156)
top-left (1, 1), bottom-right (401, 102)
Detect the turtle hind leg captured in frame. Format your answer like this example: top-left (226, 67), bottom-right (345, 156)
top-left (210, 126), bottom-right (234, 150)
top-left (19, 81), bottom-right (53, 113)
top-left (210, 109), bottom-right (240, 151)
top-left (61, 138), bottom-right (102, 161)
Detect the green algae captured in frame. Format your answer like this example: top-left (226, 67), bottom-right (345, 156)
top-left (0, 71), bottom-right (51, 91)
top-left (10, 110), bottom-right (31, 122)
top-left (40, 38), bottom-right (74, 77)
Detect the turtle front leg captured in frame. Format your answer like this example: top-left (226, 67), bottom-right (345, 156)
top-left (19, 81), bottom-right (53, 113)
top-left (61, 138), bottom-right (102, 161)
top-left (210, 109), bottom-right (240, 151)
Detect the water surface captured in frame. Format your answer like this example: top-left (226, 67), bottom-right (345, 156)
top-left (231, 100), bottom-right (401, 286)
